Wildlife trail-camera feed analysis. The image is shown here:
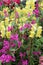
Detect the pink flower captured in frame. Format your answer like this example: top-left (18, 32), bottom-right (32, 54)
top-left (8, 26), bottom-right (13, 31)
top-left (10, 34), bottom-right (18, 41)
top-left (3, 0), bottom-right (11, 5)
top-left (12, 0), bottom-right (20, 4)
top-left (22, 60), bottom-right (28, 65)
top-left (0, 54), bottom-right (15, 63)
top-left (31, 20), bottom-right (36, 24)
top-left (18, 41), bottom-right (22, 48)
top-left (3, 10), bottom-right (8, 17)
top-left (0, 1), bottom-right (3, 7)
top-left (39, 56), bottom-right (43, 65)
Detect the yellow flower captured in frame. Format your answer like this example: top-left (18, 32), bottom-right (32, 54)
top-left (26, 0), bottom-right (35, 12)
top-left (0, 25), bottom-right (5, 38)
top-left (6, 31), bottom-right (11, 38)
top-left (5, 17), bottom-right (9, 26)
top-left (36, 26), bottom-right (42, 37)
top-left (39, 1), bottom-right (43, 10)
top-left (1, 30), bottom-right (5, 38)
top-left (29, 31), bottom-right (35, 38)
top-left (16, 7), bottom-right (21, 15)
top-left (31, 24), bottom-right (37, 31)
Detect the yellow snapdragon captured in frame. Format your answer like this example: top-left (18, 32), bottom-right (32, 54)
top-left (36, 26), bottom-right (42, 37)
top-left (6, 31), bottom-right (11, 38)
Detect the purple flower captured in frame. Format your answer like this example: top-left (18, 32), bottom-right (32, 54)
top-left (0, 54), bottom-right (15, 63)
top-left (19, 52), bottom-right (26, 59)
top-left (35, 1), bottom-right (39, 8)
top-left (33, 8), bottom-right (40, 17)
top-left (19, 52), bottom-right (23, 58)
top-left (20, 26), bottom-right (24, 31)
top-left (18, 41), bottom-right (22, 48)
top-left (8, 26), bottom-right (13, 31)
top-left (27, 13), bottom-right (31, 17)
top-left (0, 1), bottom-right (3, 7)
top-left (15, 12), bottom-right (19, 18)
top-left (10, 42), bottom-right (16, 47)
top-left (24, 23), bottom-right (31, 29)
top-left (22, 60), bottom-right (28, 65)
top-left (3, 40), bottom-right (10, 50)
top-left (10, 33), bottom-right (18, 41)
top-left (33, 51), bottom-right (41, 56)
top-left (31, 20), bottom-right (36, 24)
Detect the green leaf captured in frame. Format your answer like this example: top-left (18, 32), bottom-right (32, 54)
top-left (0, 61), bottom-right (2, 65)
top-left (40, 37), bottom-right (43, 43)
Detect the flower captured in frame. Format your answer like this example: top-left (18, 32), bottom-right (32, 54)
top-left (33, 51), bottom-right (41, 56)
top-left (0, 1), bottom-right (3, 7)
top-left (18, 41), bottom-right (22, 48)
top-left (6, 31), bottom-right (11, 38)
top-left (7, 26), bottom-right (13, 31)
top-left (39, 56), bottom-right (43, 65)
top-left (3, 0), bottom-right (11, 5)
top-left (29, 31), bottom-right (35, 38)
top-left (36, 26), bottom-right (42, 37)
top-left (22, 60), bottom-right (28, 65)
top-left (10, 33), bottom-right (18, 41)
top-left (12, 0), bottom-right (20, 4)
top-left (0, 54), bottom-right (15, 63)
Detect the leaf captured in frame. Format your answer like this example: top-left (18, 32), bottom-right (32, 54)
top-left (40, 37), bottom-right (43, 43)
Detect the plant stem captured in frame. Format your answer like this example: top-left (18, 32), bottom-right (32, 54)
top-left (29, 39), bottom-right (34, 65)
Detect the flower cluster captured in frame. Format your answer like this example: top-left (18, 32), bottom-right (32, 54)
top-left (0, 0), bottom-right (43, 65)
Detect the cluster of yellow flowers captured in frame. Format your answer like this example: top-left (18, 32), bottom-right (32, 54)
top-left (29, 24), bottom-right (42, 38)
top-left (16, 0), bottom-right (36, 23)
top-left (0, 17), bottom-right (12, 38)
top-left (0, 0), bottom-right (42, 39)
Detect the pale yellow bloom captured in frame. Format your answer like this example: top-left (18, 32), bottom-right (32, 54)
top-left (6, 31), bottom-right (11, 38)
top-left (29, 31), bottom-right (35, 38)
top-left (36, 26), bottom-right (42, 37)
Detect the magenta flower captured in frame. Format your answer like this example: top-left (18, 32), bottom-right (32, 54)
top-left (0, 1), bottom-right (3, 7)
top-left (19, 52), bottom-right (23, 58)
top-left (39, 56), bottom-right (43, 65)
top-left (10, 33), bottom-right (18, 41)
top-left (8, 26), bottom-right (13, 31)
top-left (33, 51), bottom-right (41, 56)
top-left (3, 9), bottom-right (9, 17)
top-left (15, 12), bottom-right (19, 18)
top-left (24, 23), bottom-right (31, 29)
top-left (18, 41), bottom-right (22, 48)
top-left (31, 20), bottom-right (36, 24)
top-left (22, 60), bottom-right (28, 65)
top-left (0, 54), bottom-right (15, 63)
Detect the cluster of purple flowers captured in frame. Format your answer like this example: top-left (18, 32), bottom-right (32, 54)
top-left (0, 33), bottom-right (22, 63)
top-left (33, 1), bottom-right (40, 17)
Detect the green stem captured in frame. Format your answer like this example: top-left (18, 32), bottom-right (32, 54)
top-left (29, 39), bottom-right (34, 65)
